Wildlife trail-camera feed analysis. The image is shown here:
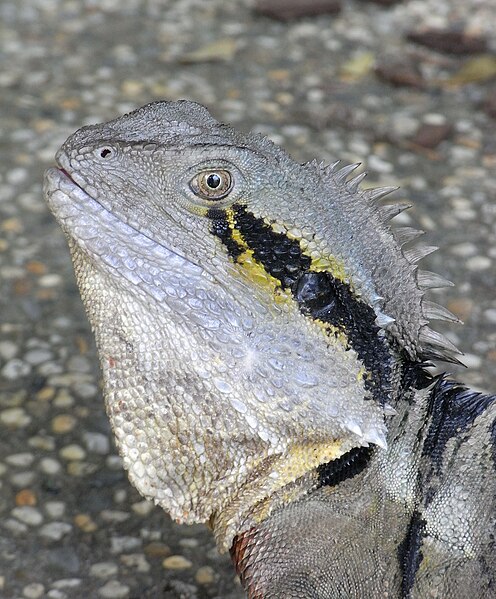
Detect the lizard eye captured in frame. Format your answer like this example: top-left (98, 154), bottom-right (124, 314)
top-left (190, 170), bottom-right (233, 201)
top-left (98, 147), bottom-right (113, 159)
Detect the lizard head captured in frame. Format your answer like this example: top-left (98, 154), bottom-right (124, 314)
top-left (44, 101), bottom-right (460, 549)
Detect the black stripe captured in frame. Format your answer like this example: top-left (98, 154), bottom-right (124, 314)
top-left (232, 204), bottom-right (311, 287)
top-left (397, 510), bottom-right (426, 599)
top-left (492, 418), bottom-right (496, 472)
top-left (209, 211), bottom-right (244, 260)
top-left (422, 377), bottom-right (496, 474)
top-left (316, 445), bottom-right (373, 488)
top-left (294, 271), bottom-right (394, 406)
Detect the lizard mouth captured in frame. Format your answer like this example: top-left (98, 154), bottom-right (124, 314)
top-left (59, 168), bottom-right (76, 183)
top-left (44, 164), bottom-right (207, 280)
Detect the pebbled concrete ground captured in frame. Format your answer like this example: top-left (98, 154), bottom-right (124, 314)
top-left (0, 1), bottom-right (495, 597)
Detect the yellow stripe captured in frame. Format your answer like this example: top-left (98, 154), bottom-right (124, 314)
top-left (225, 208), bottom-right (292, 305)
top-left (277, 223), bottom-right (351, 286)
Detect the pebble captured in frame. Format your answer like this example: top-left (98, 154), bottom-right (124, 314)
top-left (450, 242), bottom-right (478, 257)
top-left (90, 562), bottom-right (119, 579)
top-left (367, 154), bottom-right (394, 174)
top-left (119, 553), bottom-right (150, 572)
top-left (6, 167), bottom-right (28, 185)
top-left (22, 583), bottom-right (45, 599)
top-left (12, 506), bottom-right (43, 526)
top-left (67, 355), bottom-right (93, 373)
top-left (51, 414), bottom-right (77, 434)
top-left (39, 457), bottom-right (62, 475)
top-left (46, 591), bottom-right (67, 599)
top-left (51, 579), bottom-right (82, 589)
top-left (52, 389), bottom-right (75, 408)
top-left (98, 580), bottom-right (130, 598)
top-left (59, 444), bottom-right (86, 461)
top-left (131, 499), bottom-right (155, 517)
top-left (114, 489), bottom-right (127, 504)
top-left (10, 471), bottom-right (36, 487)
top-left (15, 489), bottom-right (37, 506)
top-left (1, 358), bottom-right (31, 380)
top-left (24, 348), bottom-right (54, 365)
top-left (73, 381), bottom-right (98, 399)
top-left (390, 114), bottom-right (419, 138)
top-left (423, 113), bottom-right (448, 126)
top-left (101, 510), bottom-right (130, 523)
top-left (144, 542), bottom-right (172, 558)
top-left (106, 455), bottom-right (124, 470)
top-left (67, 461), bottom-right (98, 476)
top-left (110, 536), bottom-right (142, 554)
top-left (39, 522), bottom-right (73, 541)
top-left (0, 340), bottom-right (18, 360)
top-left (195, 565), bottom-right (215, 585)
top-left (38, 273), bottom-right (63, 287)
top-left (484, 308), bottom-right (496, 324)
top-left (162, 555), bottom-right (193, 570)
top-left (83, 431), bottom-right (110, 455)
top-left (180, 538), bottom-right (200, 548)
top-left (45, 501), bottom-right (66, 519)
top-left (38, 361), bottom-right (63, 376)
top-left (74, 513), bottom-right (98, 532)
top-left (465, 256), bottom-right (492, 271)
top-left (2, 517), bottom-right (28, 535)
top-left (0, 407), bottom-right (31, 428)
top-left (6, 452), bottom-right (35, 467)
top-left (28, 434), bottom-right (56, 451)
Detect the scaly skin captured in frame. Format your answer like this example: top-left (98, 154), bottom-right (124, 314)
top-left (44, 101), bottom-right (495, 598)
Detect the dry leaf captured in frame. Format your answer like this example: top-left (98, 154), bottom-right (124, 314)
top-left (340, 52), bottom-right (375, 81)
top-left (180, 39), bottom-right (237, 64)
top-left (447, 55), bottom-right (496, 86)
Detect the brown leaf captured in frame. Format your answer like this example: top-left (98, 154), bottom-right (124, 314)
top-left (375, 58), bottom-right (424, 88)
top-left (411, 123), bottom-right (452, 149)
top-left (358, 0), bottom-right (401, 5)
top-left (407, 29), bottom-right (488, 55)
top-left (447, 55), bottom-right (496, 86)
top-left (254, 0), bottom-right (341, 21)
top-left (483, 92), bottom-right (496, 118)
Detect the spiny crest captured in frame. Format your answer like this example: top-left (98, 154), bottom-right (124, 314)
top-left (394, 227), bottom-right (425, 246)
top-left (317, 160), bottom-right (463, 365)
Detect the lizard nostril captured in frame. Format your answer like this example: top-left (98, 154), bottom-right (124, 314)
top-left (99, 147), bottom-right (112, 159)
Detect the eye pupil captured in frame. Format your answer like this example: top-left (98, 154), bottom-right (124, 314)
top-left (206, 173), bottom-right (221, 189)
top-left (190, 169), bottom-right (233, 201)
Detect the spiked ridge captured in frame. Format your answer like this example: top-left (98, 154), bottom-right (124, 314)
top-left (317, 158), bottom-right (462, 363)
top-left (417, 269), bottom-right (454, 289)
top-left (377, 202), bottom-right (412, 221)
top-left (394, 227), bottom-right (425, 246)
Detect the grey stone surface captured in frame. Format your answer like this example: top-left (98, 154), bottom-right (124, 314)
top-left (0, 0), bottom-right (495, 597)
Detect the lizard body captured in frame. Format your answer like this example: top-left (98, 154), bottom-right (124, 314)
top-left (44, 101), bottom-right (495, 598)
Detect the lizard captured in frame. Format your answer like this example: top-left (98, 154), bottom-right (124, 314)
top-left (43, 100), bottom-right (495, 598)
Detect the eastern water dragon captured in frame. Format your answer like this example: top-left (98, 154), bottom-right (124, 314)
top-left (44, 101), bottom-right (495, 598)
